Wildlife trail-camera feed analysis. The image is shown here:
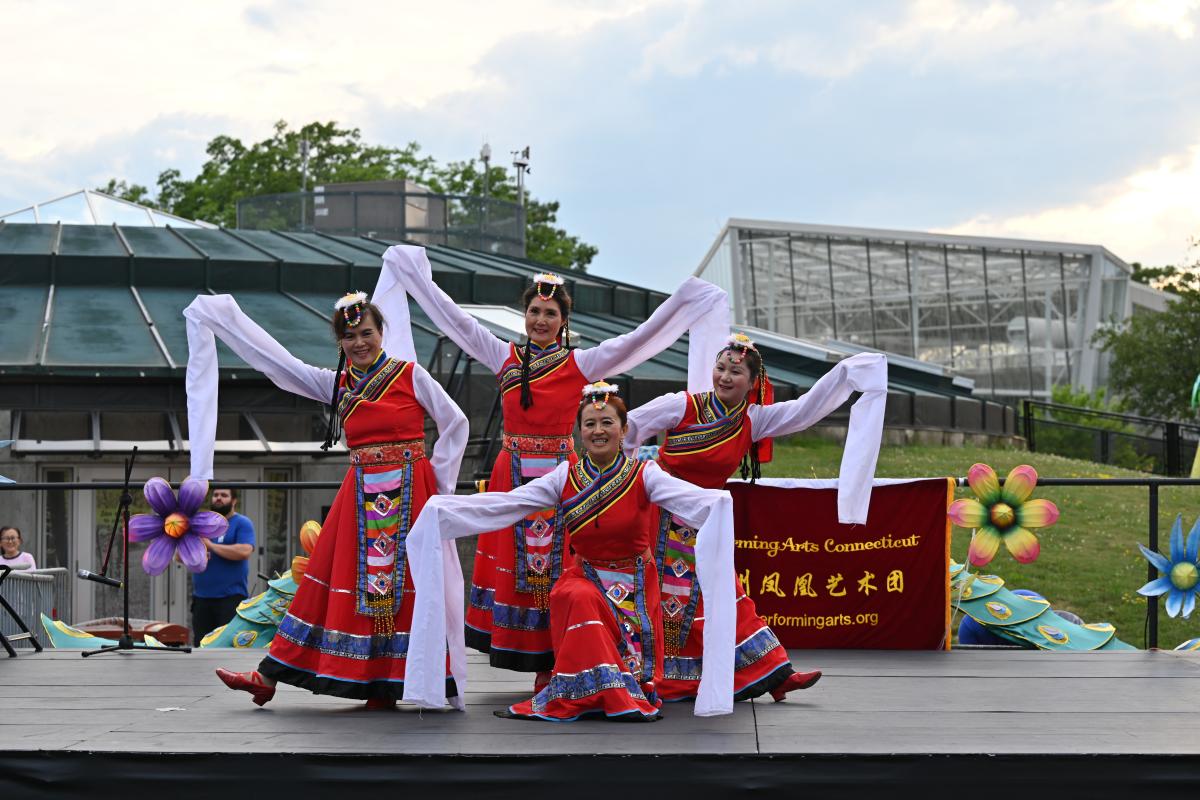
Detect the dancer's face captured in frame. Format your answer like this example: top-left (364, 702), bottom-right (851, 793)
top-left (524, 296), bottom-right (564, 348)
top-left (579, 404), bottom-right (626, 466)
top-left (340, 311), bottom-right (384, 370)
top-left (712, 350), bottom-right (754, 407)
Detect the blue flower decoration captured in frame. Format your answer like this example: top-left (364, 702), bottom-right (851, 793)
top-left (1137, 514), bottom-right (1200, 618)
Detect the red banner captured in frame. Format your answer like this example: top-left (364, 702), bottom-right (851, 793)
top-left (728, 478), bottom-right (952, 649)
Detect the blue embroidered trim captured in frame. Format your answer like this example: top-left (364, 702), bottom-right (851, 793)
top-left (663, 655), bottom-right (703, 682)
top-left (734, 626), bottom-right (784, 670)
top-left (276, 613), bottom-right (410, 661)
top-left (660, 626), bottom-right (786, 682)
top-left (490, 598), bottom-right (551, 632)
top-left (469, 584), bottom-right (495, 612)
top-left (531, 663), bottom-right (646, 714)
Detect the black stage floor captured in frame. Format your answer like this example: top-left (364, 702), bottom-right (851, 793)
top-left (4, 648), bottom-right (1200, 797)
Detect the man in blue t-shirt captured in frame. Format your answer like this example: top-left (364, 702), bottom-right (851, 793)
top-left (191, 486), bottom-right (256, 645)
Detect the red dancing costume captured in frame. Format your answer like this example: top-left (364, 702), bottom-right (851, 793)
top-left (184, 294), bottom-right (467, 701)
top-left (401, 456), bottom-right (738, 720)
top-left (376, 246), bottom-right (728, 673)
top-left (625, 352), bottom-right (888, 701)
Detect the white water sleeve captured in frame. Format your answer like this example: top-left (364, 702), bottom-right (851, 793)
top-left (621, 392), bottom-right (688, 456)
top-left (378, 245), bottom-right (509, 374)
top-left (403, 462), bottom-right (571, 710)
top-left (747, 352), bottom-right (888, 524)
top-left (183, 294), bottom-right (335, 480)
top-left (574, 277), bottom-right (729, 393)
top-left (410, 364), bottom-right (469, 497)
top-left (641, 461), bottom-right (735, 717)
top-left (368, 253), bottom-right (418, 363)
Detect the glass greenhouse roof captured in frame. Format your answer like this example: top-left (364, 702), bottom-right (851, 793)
top-left (0, 190), bottom-right (214, 228)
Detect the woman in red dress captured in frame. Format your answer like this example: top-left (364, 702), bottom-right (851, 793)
top-left (375, 245), bottom-right (727, 690)
top-left (624, 336), bottom-right (888, 703)
top-left (184, 291), bottom-right (468, 707)
top-left (401, 383), bottom-right (737, 720)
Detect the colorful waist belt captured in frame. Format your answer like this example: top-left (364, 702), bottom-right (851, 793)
top-left (349, 439), bottom-right (426, 466)
top-left (503, 432), bottom-right (574, 454)
top-left (579, 549), bottom-right (652, 571)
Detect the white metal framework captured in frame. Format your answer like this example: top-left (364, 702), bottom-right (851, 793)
top-left (0, 190), bottom-right (213, 228)
top-left (696, 219), bottom-right (1159, 399)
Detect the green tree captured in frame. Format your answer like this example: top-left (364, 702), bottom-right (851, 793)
top-left (105, 121), bottom-right (595, 270)
top-left (1129, 261), bottom-right (1200, 295)
top-left (1093, 291), bottom-right (1200, 420)
top-left (95, 178), bottom-right (157, 207)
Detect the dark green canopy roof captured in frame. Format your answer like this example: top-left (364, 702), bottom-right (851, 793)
top-left (0, 222), bottom-right (968, 399)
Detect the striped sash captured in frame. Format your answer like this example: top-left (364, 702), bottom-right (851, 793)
top-left (661, 392), bottom-right (748, 457)
top-left (498, 342), bottom-right (571, 396)
top-left (339, 356), bottom-right (410, 425)
top-left (562, 454), bottom-right (642, 533)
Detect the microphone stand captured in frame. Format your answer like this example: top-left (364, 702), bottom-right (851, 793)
top-left (82, 448), bottom-right (190, 657)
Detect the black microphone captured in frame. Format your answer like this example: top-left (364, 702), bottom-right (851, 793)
top-left (77, 569), bottom-right (122, 589)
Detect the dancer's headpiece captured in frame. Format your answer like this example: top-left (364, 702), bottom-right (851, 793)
top-left (581, 380), bottom-right (619, 410)
top-left (334, 291), bottom-right (369, 328)
top-left (532, 272), bottom-right (564, 301)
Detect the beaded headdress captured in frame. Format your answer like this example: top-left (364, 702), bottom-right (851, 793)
top-left (724, 332), bottom-right (758, 364)
top-left (334, 291), bottom-right (369, 328)
top-left (581, 380), bottom-right (619, 410)
top-left (532, 272), bottom-right (564, 301)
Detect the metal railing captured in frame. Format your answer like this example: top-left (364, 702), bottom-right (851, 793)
top-left (1024, 399), bottom-right (1200, 476)
top-left (0, 568), bottom-right (56, 649)
top-left (3, 477), bottom-right (1198, 650)
top-left (237, 189), bottom-right (526, 256)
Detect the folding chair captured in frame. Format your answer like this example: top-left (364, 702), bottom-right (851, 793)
top-left (0, 564), bottom-right (44, 657)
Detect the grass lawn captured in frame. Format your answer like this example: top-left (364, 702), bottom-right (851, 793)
top-left (762, 436), bottom-right (1200, 650)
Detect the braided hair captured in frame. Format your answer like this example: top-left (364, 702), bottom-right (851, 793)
top-left (518, 280), bottom-right (573, 410)
top-left (721, 343), bottom-right (766, 482)
top-left (321, 299), bottom-right (387, 450)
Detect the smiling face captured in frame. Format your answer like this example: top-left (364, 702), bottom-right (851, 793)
top-left (340, 309), bottom-right (384, 370)
top-left (0, 527), bottom-right (20, 558)
top-left (578, 403), bottom-right (627, 466)
top-left (524, 295), bottom-right (565, 347)
top-left (712, 350), bottom-right (755, 407)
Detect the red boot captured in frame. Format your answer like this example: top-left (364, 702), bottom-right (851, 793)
top-left (769, 670), bottom-right (822, 702)
top-left (215, 668), bottom-right (276, 706)
top-left (365, 697), bottom-right (397, 710)
top-left (533, 671), bottom-right (552, 694)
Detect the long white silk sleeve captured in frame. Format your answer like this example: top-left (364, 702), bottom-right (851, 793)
top-left (574, 278), bottom-right (729, 393)
top-left (378, 245), bottom-right (509, 374)
top-left (368, 257), bottom-right (418, 364)
top-left (183, 294), bottom-right (336, 480)
top-left (747, 352), bottom-right (888, 524)
top-left (403, 462), bottom-right (571, 710)
top-left (621, 392), bottom-right (688, 456)
top-left (641, 461), bottom-right (735, 717)
top-left (410, 364), bottom-right (468, 497)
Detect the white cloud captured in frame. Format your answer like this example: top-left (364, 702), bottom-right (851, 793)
top-left (940, 138), bottom-right (1200, 266)
top-left (1114, 0), bottom-right (1199, 39)
top-left (634, 0), bottom-right (1200, 81)
top-left (0, 0), bottom-right (659, 161)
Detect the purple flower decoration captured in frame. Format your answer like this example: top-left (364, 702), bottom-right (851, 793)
top-left (129, 477), bottom-right (228, 575)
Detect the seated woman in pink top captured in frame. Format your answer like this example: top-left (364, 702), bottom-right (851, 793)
top-left (0, 526), bottom-right (36, 570)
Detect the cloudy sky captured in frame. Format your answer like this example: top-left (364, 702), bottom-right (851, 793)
top-left (3, 0), bottom-right (1199, 288)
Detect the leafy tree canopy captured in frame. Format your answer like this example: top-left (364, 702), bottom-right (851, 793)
top-left (1094, 289), bottom-right (1200, 420)
top-left (1130, 261), bottom-right (1200, 295)
top-left (98, 121), bottom-right (596, 271)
